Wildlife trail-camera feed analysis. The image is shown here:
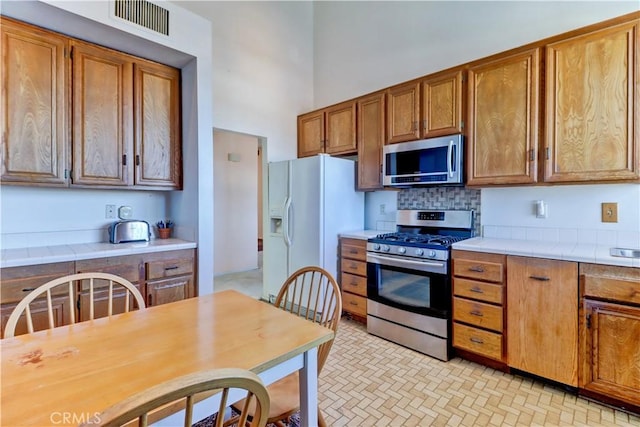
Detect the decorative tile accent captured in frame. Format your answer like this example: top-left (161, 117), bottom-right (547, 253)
top-left (397, 187), bottom-right (482, 236)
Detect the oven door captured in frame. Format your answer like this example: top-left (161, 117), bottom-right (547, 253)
top-left (367, 252), bottom-right (451, 318)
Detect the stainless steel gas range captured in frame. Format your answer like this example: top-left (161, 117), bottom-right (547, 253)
top-left (366, 209), bottom-right (475, 361)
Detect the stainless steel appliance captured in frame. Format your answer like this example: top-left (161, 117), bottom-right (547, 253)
top-left (383, 134), bottom-right (463, 187)
top-left (367, 209), bottom-right (475, 361)
top-left (109, 220), bottom-right (151, 243)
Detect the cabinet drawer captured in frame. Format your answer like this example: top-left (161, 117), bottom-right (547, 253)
top-left (341, 272), bottom-right (367, 297)
top-left (453, 297), bottom-right (503, 332)
top-left (1, 262), bottom-right (75, 304)
top-left (341, 258), bottom-right (367, 276)
top-left (454, 258), bottom-right (504, 283)
top-left (454, 278), bottom-right (503, 304)
top-left (147, 258), bottom-right (194, 280)
top-left (341, 239), bottom-right (367, 261)
top-left (342, 292), bottom-right (367, 317)
top-left (453, 322), bottom-right (503, 361)
top-left (581, 264), bottom-right (640, 305)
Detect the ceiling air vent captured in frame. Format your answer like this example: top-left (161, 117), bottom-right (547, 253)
top-left (114, 0), bottom-right (169, 36)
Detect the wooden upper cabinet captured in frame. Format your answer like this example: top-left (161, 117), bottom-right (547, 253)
top-left (0, 18), bottom-right (68, 186)
top-left (422, 69), bottom-right (464, 138)
top-left (134, 60), bottom-right (182, 189)
top-left (357, 92), bottom-right (385, 190)
top-left (545, 19), bottom-right (640, 182)
top-left (71, 41), bottom-right (133, 187)
top-left (386, 81), bottom-right (420, 144)
top-left (467, 48), bottom-right (540, 186)
top-left (297, 110), bottom-right (325, 157)
top-left (325, 101), bottom-right (356, 155)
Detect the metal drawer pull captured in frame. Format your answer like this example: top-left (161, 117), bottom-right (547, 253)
top-left (22, 288), bottom-right (36, 292)
top-left (349, 301), bottom-right (358, 306)
top-left (349, 249), bottom-right (358, 254)
top-left (469, 266), bottom-right (485, 273)
top-left (164, 266), bottom-right (179, 271)
top-left (529, 275), bottom-right (550, 281)
top-left (470, 287), bottom-right (484, 293)
top-left (350, 263), bottom-right (357, 269)
top-left (470, 310), bottom-right (483, 317)
top-left (470, 337), bottom-right (484, 344)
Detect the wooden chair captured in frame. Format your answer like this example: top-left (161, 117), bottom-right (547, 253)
top-left (3, 272), bottom-right (146, 338)
top-left (84, 368), bottom-right (270, 427)
top-left (232, 266), bottom-right (342, 427)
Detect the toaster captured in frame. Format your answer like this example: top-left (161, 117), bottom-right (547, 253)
top-left (109, 220), bottom-right (150, 243)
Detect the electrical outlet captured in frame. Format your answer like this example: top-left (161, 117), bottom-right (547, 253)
top-left (105, 204), bottom-right (116, 219)
top-left (601, 202), bottom-right (618, 223)
top-left (380, 204), bottom-right (386, 215)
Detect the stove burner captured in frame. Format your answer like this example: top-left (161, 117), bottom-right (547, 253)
top-left (373, 232), bottom-right (467, 248)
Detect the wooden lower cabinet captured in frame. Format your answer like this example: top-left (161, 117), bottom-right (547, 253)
top-left (339, 238), bottom-right (368, 322)
top-left (0, 249), bottom-right (196, 337)
top-left (507, 256), bottom-right (578, 386)
top-left (580, 263), bottom-right (640, 409)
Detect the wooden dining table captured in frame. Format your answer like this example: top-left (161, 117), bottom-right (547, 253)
top-left (1, 289), bottom-right (334, 426)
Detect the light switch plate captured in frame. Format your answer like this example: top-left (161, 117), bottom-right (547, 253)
top-left (601, 202), bottom-right (618, 223)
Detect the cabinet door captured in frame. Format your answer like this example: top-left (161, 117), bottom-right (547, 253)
top-left (71, 41), bottom-right (133, 186)
top-left (507, 256), bottom-right (578, 386)
top-left (545, 20), bottom-right (640, 182)
top-left (0, 297), bottom-right (69, 338)
top-left (147, 276), bottom-right (193, 306)
top-left (325, 101), bottom-right (356, 155)
top-left (297, 111), bottom-right (325, 157)
top-left (386, 81), bottom-right (420, 144)
top-left (467, 49), bottom-right (540, 185)
top-left (77, 284), bottom-right (143, 322)
top-left (422, 70), bottom-right (463, 138)
top-left (0, 18), bottom-right (68, 186)
top-left (581, 300), bottom-right (640, 406)
top-left (134, 60), bottom-right (182, 189)
top-left (357, 92), bottom-right (385, 190)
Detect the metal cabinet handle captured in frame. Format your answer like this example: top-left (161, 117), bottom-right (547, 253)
top-left (164, 266), bottom-right (179, 271)
top-left (470, 310), bottom-right (484, 317)
top-left (469, 266), bottom-right (485, 273)
top-left (529, 275), bottom-right (550, 281)
top-left (22, 287), bottom-right (36, 292)
top-left (349, 249), bottom-right (358, 254)
top-left (470, 287), bottom-right (484, 293)
top-left (470, 337), bottom-right (484, 344)
top-left (349, 301), bottom-right (358, 306)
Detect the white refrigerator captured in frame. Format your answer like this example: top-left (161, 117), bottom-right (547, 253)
top-left (263, 154), bottom-right (364, 301)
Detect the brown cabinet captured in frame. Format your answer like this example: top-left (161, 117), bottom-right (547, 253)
top-left (466, 48), bottom-right (540, 186)
top-left (507, 256), bottom-right (578, 386)
top-left (145, 249), bottom-right (196, 306)
top-left (580, 263), bottom-right (640, 409)
top-left (545, 19), bottom-right (640, 183)
top-left (356, 91), bottom-right (385, 190)
top-left (0, 249), bottom-right (196, 337)
top-left (0, 17), bottom-right (69, 186)
top-left (297, 101), bottom-right (356, 158)
top-left (339, 238), bottom-right (368, 321)
top-left (386, 70), bottom-right (464, 145)
top-left (1, 18), bottom-right (182, 191)
top-left (71, 40), bottom-right (133, 187)
top-left (0, 261), bottom-right (75, 337)
top-left (452, 250), bottom-right (506, 363)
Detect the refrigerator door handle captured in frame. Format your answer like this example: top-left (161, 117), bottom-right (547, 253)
top-left (283, 197), bottom-right (293, 247)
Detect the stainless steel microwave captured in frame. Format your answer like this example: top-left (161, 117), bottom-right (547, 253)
top-left (383, 134), bottom-right (463, 187)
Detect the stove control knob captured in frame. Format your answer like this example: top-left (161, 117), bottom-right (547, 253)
top-left (415, 248), bottom-right (424, 256)
top-left (373, 243), bottom-right (380, 251)
top-left (428, 250), bottom-right (437, 258)
top-left (381, 244), bottom-right (390, 252)
top-left (398, 247), bottom-right (406, 254)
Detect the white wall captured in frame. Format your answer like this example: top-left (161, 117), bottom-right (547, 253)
top-left (313, 1), bottom-right (640, 107)
top-left (213, 130), bottom-right (259, 275)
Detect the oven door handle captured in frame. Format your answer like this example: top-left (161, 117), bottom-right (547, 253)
top-left (367, 253), bottom-right (446, 272)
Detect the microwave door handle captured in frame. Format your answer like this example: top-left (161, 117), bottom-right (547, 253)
top-left (447, 140), bottom-right (454, 178)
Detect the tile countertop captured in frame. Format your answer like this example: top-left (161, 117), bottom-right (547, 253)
top-left (339, 230), bottom-right (381, 240)
top-left (453, 237), bottom-right (640, 268)
top-left (1, 239), bottom-right (198, 269)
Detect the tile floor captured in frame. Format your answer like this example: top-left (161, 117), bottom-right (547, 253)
top-left (213, 263), bottom-right (640, 426)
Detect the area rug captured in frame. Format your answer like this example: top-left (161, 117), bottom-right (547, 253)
top-left (193, 410), bottom-right (300, 427)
